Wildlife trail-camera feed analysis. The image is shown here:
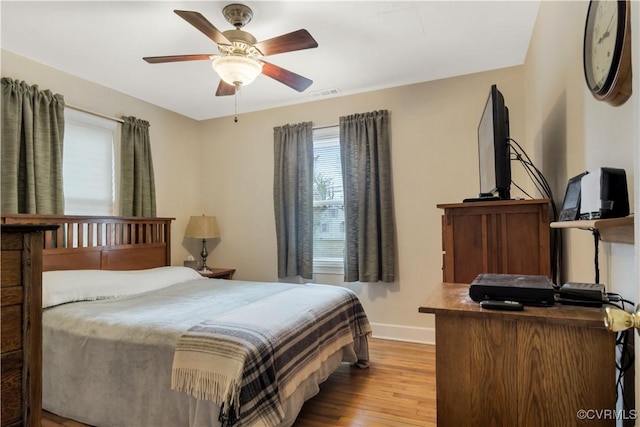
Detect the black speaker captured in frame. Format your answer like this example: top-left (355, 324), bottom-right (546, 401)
top-left (579, 167), bottom-right (629, 220)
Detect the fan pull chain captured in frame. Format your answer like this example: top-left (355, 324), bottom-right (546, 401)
top-left (234, 91), bottom-right (238, 123)
top-left (234, 83), bottom-right (240, 123)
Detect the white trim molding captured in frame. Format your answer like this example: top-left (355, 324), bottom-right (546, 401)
top-left (370, 322), bottom-right (435, 345)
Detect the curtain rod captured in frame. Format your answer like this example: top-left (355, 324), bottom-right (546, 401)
top-left (313, 124), bottom-right (338, 130)
top-left (65, 104), bottom-right (124, 124)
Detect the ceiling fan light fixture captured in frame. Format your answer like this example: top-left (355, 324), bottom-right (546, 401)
top-left (212, 56), bottom-right (263, 87)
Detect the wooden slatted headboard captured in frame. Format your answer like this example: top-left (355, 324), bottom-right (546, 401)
top-left (1, 215), bottom-right (174, 271)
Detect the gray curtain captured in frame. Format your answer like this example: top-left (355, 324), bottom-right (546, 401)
top-left (340, 110), bottom-right (396, 282)
top-left (273, 122), bottom-right (314, 279)
top-left (120, 116), bottom-right (156, 217)
top-left (1, 77), bottom-right (65, 214)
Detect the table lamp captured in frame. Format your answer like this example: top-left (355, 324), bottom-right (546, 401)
top-left (185, 215), bottom-right (220, 272)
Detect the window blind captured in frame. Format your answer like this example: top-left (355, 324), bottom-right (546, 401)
top-left (312, 126), bottom-right (345, 265)
top-left (63, 109), bottom-right (117, 215)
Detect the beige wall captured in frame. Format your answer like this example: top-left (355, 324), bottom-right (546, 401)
top-left (2, 51), bottom-right (527, 340)
top-left (523, 1), bottom-right (638, 301)
top-left (1, 50), bottom-right (202, 264)
top-left (0, 49), bottom-right (545, 340)
top-left (525, 0), bottom-right (639, 406)
top-left (198, 66), bottom-right (527, 340)
top-left (4, 49), bottom-right (526, 339)
top-left (4, 0), bottom-right (637, 344)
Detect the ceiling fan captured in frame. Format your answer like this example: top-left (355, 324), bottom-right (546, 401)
top-left (143, 3), bottom-right (318, 97)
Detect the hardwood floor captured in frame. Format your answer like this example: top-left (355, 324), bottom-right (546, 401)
top-left (42, 338), bottom-right (436, 427)
top-left (294, 338), bottom-right (436, 427)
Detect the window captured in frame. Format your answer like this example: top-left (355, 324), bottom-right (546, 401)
top-left (313, 126), bottom-right (344, 274)
top-left (62, 109), bottom-right (118, 215)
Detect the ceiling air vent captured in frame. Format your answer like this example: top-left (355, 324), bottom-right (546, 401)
top-left (311, 88), bottom-right (340, 98)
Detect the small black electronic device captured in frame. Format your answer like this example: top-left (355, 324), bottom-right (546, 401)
top-left (480, 300), bottom-right (524, 311)
top-left (469, 273), bottom-right (556, 306)
top-left (558, 282), bottom-right (605, 307)
top-left (558, 172), bottom-right (588, 221)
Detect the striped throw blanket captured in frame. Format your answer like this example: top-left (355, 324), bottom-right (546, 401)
top-left (171, 284), bottom-right (371, 427)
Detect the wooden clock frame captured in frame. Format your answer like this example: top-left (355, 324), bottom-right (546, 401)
top-left (583, 0), bottom-right (633, 106)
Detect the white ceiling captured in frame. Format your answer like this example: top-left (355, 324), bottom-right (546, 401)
top-left (1, 1), bottom-right (540, 121)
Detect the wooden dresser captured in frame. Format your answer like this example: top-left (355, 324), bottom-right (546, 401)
top-left (1, 224), bottom-right (55, 427)
top-left (420, 283), bottom-right (616, 427)
top-left (437, 199), bottom-right (551, 283)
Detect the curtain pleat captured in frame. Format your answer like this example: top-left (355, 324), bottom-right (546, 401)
top-left (340, 110), bottom-right (396, 283)
top-left (120, 116), bottom-right (156, 217)
top-left (273, 122), bottom-right (314, 279)
top-left (1, 77), bottom-right (65, 214)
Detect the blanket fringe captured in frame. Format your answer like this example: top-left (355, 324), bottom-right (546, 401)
top-left (171, 367), bottom-right (241, 414)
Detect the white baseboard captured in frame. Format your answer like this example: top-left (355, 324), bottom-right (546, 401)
top-left (370, 322), bottom-right (435, 345)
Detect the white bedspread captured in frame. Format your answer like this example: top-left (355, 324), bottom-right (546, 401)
top-left (42, 278), bottom-right (370, 427)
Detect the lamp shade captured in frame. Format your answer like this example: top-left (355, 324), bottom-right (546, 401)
top-left (212, 55), bottom-right (263, 86)
top-left (185, 215), bottom-right (220, 239)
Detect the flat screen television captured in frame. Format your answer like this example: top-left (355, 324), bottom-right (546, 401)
top-left (477, 84), bottom-right (511, 200)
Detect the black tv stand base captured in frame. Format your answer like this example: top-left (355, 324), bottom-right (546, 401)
top-left (463, 196), bottom-right (501, 203)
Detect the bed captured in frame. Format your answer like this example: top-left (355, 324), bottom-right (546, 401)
top-left (1, 214), bottom-right (371, 427)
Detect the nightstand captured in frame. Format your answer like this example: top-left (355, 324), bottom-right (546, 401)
top-left (198, 268), bottom-right (235, 280)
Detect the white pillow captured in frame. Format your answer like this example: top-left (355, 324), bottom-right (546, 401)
top-left (42, 266), bottom-right (203, 308)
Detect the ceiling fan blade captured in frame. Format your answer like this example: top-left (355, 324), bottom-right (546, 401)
top-left (174, 10), bottom-right (230, 45)
top-left (143, 54), bottom-right (213, 64)
top-left (261, 61), bottom-right (313, 92)
top-left (215, 81), bottom-right (236, 97)
top-left (254, 29), bottom-right (318, 56)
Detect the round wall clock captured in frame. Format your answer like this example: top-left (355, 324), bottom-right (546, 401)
top-left (583, 0), bottom-right (632, 106)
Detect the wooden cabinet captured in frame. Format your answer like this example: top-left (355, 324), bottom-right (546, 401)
top-left (1, 224), bottom-right (55, 427)
top-left (420, 283), bottom-right (616, 427)
top-left (437, 199), bottom-right (551, 283)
